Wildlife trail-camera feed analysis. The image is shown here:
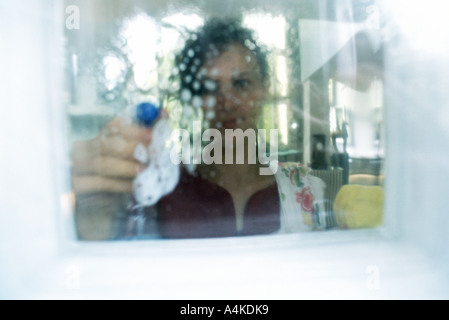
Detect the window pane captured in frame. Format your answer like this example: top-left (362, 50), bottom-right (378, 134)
top-left (66, 0), bottom-right (385, 240)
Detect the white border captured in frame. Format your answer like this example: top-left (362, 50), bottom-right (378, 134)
top-left (1, 0), bottom-right (448, 300)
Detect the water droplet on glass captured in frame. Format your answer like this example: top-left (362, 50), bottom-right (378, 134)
top-left (183, 107), bottom-right (193, 117)
top-left (169, 81), bottom-right (180, 94)
top-left (192, 81), bottom-right (201, 91)
top-left (232, 68), bottom-right (240, 77)
top-left (187, 49), bottom-right (195, 58)
top-left (206, 96), bottom-right (216, 108)
top-left (205, 110), bottom-right (215, 120)
top-left (211, 68), bottom-right (219, 76)
top-left (197, 68), bottom-right (207, 79)
top-left (204, 79), bottom-right (217, 92)
top-left (192, 96), bottom-right (203, 108)
top-left (105, 92), bottom-right (116, 101)
top-left (181, 88), bottom-right (192, 102)
top-left (184, 75), bottom-right (192, 83)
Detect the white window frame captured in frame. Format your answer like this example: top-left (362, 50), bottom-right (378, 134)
top-left (1, 0), bottom-right (448, 300)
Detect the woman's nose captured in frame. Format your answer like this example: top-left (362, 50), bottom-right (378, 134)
top-left (215, 86), bottom-right (239, 112)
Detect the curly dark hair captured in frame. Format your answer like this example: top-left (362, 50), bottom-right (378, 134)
top-left (174, 17), bottom-right (269, 101)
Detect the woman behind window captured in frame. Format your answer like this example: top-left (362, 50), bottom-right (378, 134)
top-left (72, 18), bottom-right (327, 240)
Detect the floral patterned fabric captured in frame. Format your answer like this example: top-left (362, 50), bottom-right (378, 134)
top-left (274, 162), bottom-right (327, 233)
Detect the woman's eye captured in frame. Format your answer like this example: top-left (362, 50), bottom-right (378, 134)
top-left (234, 79), bottom-right (251, 90)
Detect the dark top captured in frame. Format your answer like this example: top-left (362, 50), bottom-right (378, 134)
top-left (121, 168), bottom-right (280, 239)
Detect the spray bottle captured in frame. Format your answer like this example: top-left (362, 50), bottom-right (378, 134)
top-left (128, 101), bottom-right (180, 238)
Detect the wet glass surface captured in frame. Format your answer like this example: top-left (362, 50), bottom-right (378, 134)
top-left (65, 0), bottom-right (385, 240)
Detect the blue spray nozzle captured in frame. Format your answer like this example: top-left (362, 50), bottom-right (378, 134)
top-left (136, 102), bottom-right (160, 127)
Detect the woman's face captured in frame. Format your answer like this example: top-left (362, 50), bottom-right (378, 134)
top-left (198, 43), bottom-right (268, 132)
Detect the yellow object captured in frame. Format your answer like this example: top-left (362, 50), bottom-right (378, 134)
top-left (333, 185), bottom-right (384, 229)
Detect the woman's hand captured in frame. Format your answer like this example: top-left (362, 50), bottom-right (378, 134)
top-left (72, 117), bottom-right (153, 194)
